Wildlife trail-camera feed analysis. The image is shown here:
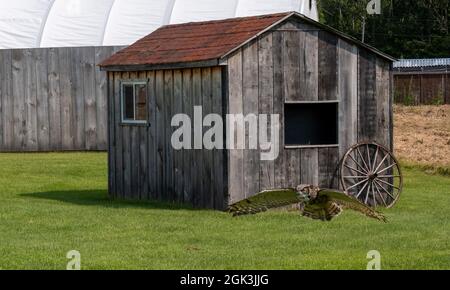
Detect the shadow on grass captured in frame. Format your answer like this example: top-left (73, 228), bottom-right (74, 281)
top-left (21, 190), bottom-right (197, 211)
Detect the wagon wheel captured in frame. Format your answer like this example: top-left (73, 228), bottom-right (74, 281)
top-left (340, 142), bottom-right (403, 208)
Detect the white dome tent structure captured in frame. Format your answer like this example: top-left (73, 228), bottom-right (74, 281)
top-left (0, 0), bottom-right (318, 49)
top-left (0, 0), bottom-right (318, 152)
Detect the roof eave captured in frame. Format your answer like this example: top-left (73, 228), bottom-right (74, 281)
top-left (99, 59), bottom-right (221, 72)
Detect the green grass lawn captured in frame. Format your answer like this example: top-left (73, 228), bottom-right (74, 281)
top-left (0, 152), bottom-right (449, 270)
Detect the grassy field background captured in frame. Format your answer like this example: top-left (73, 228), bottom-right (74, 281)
top-left (0, 152), bottom-right (448, 270)
top-left (394, 105), bottom-right (450, 176)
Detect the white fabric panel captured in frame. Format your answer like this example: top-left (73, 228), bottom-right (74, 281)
top-left (0, 0), bottom-right (318, 48)
top-left (40, 0), bottom-right (114, 47)
top-left (298, 0), bottom-right (318, 20)
top-left (103, 0), bottom-right (174, 46)
top-left (0, 0), bottom-right (53, 49)
top-left (235, 0), bottom-right (299, 17)
top-left (170, 0), bottom-right (239, 24)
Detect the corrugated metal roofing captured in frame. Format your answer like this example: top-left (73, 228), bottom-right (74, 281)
top-left (394, 58), bottom-right (450, 68)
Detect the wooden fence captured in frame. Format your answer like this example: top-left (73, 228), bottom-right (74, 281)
top-left (394, 72), bottom-right (450, 105)
top-left (0, 46), bottom-right (124, 152)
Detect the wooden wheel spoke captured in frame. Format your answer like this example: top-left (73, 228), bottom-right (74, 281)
top-left (343, 176), bottom-right (367, 179)
top-left (374, 179), bottom-right (396, 200)
top-left (347, 178), bottom-right (369, 190)
top-left (366, 144), bottom-right (372, 171)
top-left (344, 164), bottom-right (367, 176)
top-left (364, 181), bottom-right (371, 204)
top-left (373, 181), bottom-right (388, 207)
top-left (373, 153), bottom-right (389, 173)
top-left (356, 180), bottom-right (369, 199)
top-left (376, 163), bottom-right (398, 175)
top-left (372, 146), bottom-right (379, 172)
top-left (348, 154), bottom-right (368, 174)
top-left (356, 148), bottom-right (370, 172)
top-left (376, 178), bottom-right (400, 190)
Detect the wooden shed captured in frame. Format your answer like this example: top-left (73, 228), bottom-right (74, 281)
top-left (99, 12), bottom-right (395, 210)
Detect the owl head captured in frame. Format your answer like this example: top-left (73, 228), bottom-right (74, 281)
top-left (296, 184), bottom-right (320, 200)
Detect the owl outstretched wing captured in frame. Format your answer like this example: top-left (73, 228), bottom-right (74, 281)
top-left (301, 201), bottom-right (343, 221)
top-left (228, 189), bottom-right (302, 217)
top-left (318, 189), bottom-right (387, 222)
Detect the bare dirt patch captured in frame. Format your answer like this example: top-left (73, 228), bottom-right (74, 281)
top-left (394, 105), bottom-right (450, 168)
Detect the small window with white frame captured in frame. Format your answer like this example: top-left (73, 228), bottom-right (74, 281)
top-left (121, 81), bottom-right (148, 124)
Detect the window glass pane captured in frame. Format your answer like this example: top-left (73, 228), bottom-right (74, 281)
top-left (123, 84), bottom-right (134, 121)
top-left (135, 84), bottom-right (147, 121)
top-left (285, 103), bottom-right (338, 146)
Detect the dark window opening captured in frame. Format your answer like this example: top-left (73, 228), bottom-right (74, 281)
top-left (121, 82), bottom-right (148, 123)
top-left (284, 102), bottom-right (338, 146)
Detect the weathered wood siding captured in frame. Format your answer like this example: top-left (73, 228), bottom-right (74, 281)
top-left (0, 46), bottom-right (123, 152)
top-left (394, 73), bottom-right (450, 105)
top-left (227, 18), bottom-right (393, 204)
top-left (108, 67), bottom-right (227, 209)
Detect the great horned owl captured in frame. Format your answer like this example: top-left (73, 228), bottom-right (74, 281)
top-left (228, 185), bottom-right (387, 222)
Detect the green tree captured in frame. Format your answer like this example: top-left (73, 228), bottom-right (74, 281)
top-left (317, 0), bottom-right (450, 58)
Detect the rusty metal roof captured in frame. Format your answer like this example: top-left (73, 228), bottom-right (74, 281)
top-left (99, 12), bottom-right (291, 69)
top-left (100, 11), bottom-right (395, 70)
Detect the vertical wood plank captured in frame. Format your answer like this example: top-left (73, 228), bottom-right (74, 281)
top-left (70, 48), bottom-right (84, 150)
top-left (202, 67), bottom-right (214, 207)
top-left (192, 68), bottom-right (203, 206)
top-left (155, 70), bottom-right (165, 200)
top-left (283, 31), bottom-right (301, 102)
top-left (82, 47), bottom-right (96, 150)
top-left (318, 31), bottom-right (338, 101)
top-left (95, 47), bottom-right (113, 150)
top-left (147, 70), bottom-right (157, 200)
top-left (300, 148), bottom-right (319, 185)
top-left (164, 70), bottom-right (174, 201)
top-left (47, 48), bottom-right (62, 151)
top-left (212, 66), bottom-right (225, 209)
top-left (242, 42), bottom-right (260, 198)
top-left (376, 57), bottom-right (391, 147)
top-left (285, 150), bottom-right (301, 187)
top-left (0, 50), bottom-right (13, 151)
top-left (138, 71), bottom-right (148, 200)
top-left (35, 48), bottom-right (50, 151)
top-left (108, 71), bottom-right (116, 198)
top-left (300, 30), bottom-right (319, 101)
top-left (0, 50), bottom-right (3, 149)
top-left (182, 69), bottom-right (194, 205)
top-left (25, 49), bottom-right (38, 151)
top-left (359, 49), bottom-right (377, 142)
top-left (227, 51), bottom-right (244, 204)
top-left (258, 34), bottom-right (275, 191)
top-left (114, 72), bottom-right (124, 199)
top-left (59, 47), bottom-right (74, 150)
top-left (338, 40), bottom-right (358, 157)
top-left (173, 69), bottom-right (184, 203)
top-left (12, 49), bottom-right (26, 150)
top-left (273, 31), bottom-right (286, 188)
top-left (122, 72), bottom-right (132, 199)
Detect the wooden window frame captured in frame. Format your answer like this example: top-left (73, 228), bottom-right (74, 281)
top-left (284, 100), bottom-right (340, 149)
top-left (120, 80), bottom-right (148, 125)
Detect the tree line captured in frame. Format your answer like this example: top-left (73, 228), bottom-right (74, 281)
top-left (317, 0), bottom-right (450, 59)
